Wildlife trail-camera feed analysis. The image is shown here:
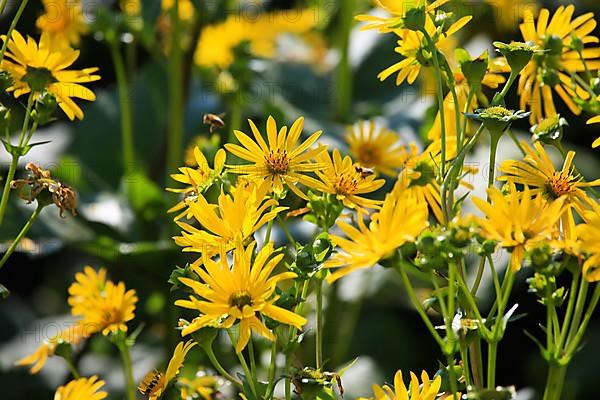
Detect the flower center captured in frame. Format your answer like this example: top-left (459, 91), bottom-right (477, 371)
top-left (547, 172), bottom-right (574, 198)
top-left (357, 145), bottom-right (381, 166)
top-left (229, 291), bottom-right (253, 310)
top-left (265, 149), bottom-right (290, 174)
top-left (333, 173), bottom-right (360, 195)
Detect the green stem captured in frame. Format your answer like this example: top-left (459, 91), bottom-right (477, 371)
top-left (228, 330), bottom-right (258, 398)
top-left (494, 72), bottom-right (518, 105)
top-left (470, 257), bottom-right (486, 296)
top-left (423, 31), bottom-right (447, 178)
top-left (487, 341), bottom-right (497, 389)
top-left (565, 284), bottom-right (600, 356)
top-left (0, 0), bottom-right (30, 63)
top-left (542, 363), bottom-right (567, 400)
top-left (315, 279), bottom-right (323, 370)
top-left (277, 215), bottom-right (296, 245)
top-left (557, 271), bottom-right (580, 351)
top-left (446, 355), bottom-right (459, 400)
top-left (65, 358), bottom-right (81, 379)
top-left (487, 131), bottom-right (502, 193)
top-left (470, 339), bottom-right (484, 389)
top-left (459, 344), bottom-right (472, 388)
top-left (285, 280), bottom-right (309, 399)
top-left (565, 279), bottom-right (589, 346)
top-left (166, 0), bottom-right (185, 176)
top-left (333, 0), bottom-right (355, 122)
top-left (265, 339), bottom-right (278, 399)
top-left (248, 338), bottom-right (257, 382)
top-left (397, 262), bottom-right (446, 349)
top-left (0, 0), bottom-right (8, 18)
top-left (0, 93), bottom-right (35, 225)
top-left (203, 344), bottom-right (243, 388)
top-left (0, 204), bottom-right (42, 270)
top-left (117, 342), bottom-right (136, 400)
top-left (507, 130), bottom-right (526, 156)
top-left (109, 41), bottom-right (135, 170)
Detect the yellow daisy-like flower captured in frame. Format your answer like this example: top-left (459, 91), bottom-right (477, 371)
top-left (369, 370), bottom-right (441, 400)
top-left (1, 31), bottom-right (100, 120)
top-left (167, 148), bottom-right (226, 218)
top-left (393, 138), bottom-right (459, 223)
top-left (378, 15), bottom-right (472, 86)
top-left (36, 0), bottom-right (88, 45)
top-left (16, 323), bottom-right (89, 374)
top-left (325, 188), bottom-right (429, 283)
top-left (138, 340), bottom-right (197, 399)
top-left (499, 140), bottom-right (600, 238)
top-left (356, 0), bottom-right (450, 33)
top-left (175, 243), bottom-right (306, 353)
top-left (576, 203), bottom-right (600, 281)
top-left (587, 115), bottom-right (600, 148)
top-left (68, 267), bottom-right (137, 335)
top-left (472, 184), bottom-right (565, 270)
top-left (314, 148), bottom-right (385, 210)
top-left (162, 0), bottom-right (195, 21)
top-left (224, 116), bottom-right (326, 199)
top-left (346, 120), bottom-right (408, 176)
top-left (54, 376), bottom-right (107, 400)
top-left (518, 5), bottom-right (600, 123)
top-left (173, 181), bottom-right (286, 264)
top-left (179, 375), bottom-right (219, 400)
top-left (194, 11), bottom-right (316, 69)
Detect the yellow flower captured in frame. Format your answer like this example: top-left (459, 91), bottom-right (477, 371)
top-left (393, 138), bottom-right (459, 223)
top-left (587, 115), bottom-right (600, 148)
top-left (486, 0), bottom-right (538, 31)
top-left (36, 0), bottom-right (88, 45)
top-left (179, 375), bottom-right (219, 400)
top-left (576, 203), bottom-right (600, 281)
top-left (120, 0), bottom-right (141, 15)
top-left (499, 140), bottom-right (600, 238)
top-left (225, 116), bottom-right (326, 199)
top-left (194, 11), bottom-right (316, 69)
top-left (16, 323), bottom-right (89, 374)
top-left (369, 370), bottom-right (441, 400)
top-left (325, 188), bottom-right (429, 283)
top-left (473, 184), bottom-right (565, 270)
top-left (378, 15), bottom-right (472, 86)
top-left (175, 243), bottom-right (306, 353)
top-left (167, 148), bottom-right (226, 218)
top-left (346, 120), bottom-right (408, 176)
top-left (314, 148), bottom-right (385, 210)
top-left (356, 0), bottom-right (450, 33)
top-left (68, 267), bottom-right (137, 335)
top-left (138, 340), bottom-right (197, 399)
top-left (518, 5), bottom-right (600, 123)
top-left (162, 0), bottom-right (195, 21)
top-left (173, 181), bottom-right (286, 264)
top-left (54, 376), bottom-right (107, 400)
top-left (1, 31), bottom-right (100, 120)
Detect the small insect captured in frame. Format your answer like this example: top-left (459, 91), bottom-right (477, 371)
top-left (354, 165), bottom-right (375, 178)
top-left (138, 370), bottom-right (165, 397)
top-left (203, 113), bottom-right (226, 133)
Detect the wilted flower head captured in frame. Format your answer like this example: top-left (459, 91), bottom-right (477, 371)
top-left (11, 163), bottom-right (77, 217)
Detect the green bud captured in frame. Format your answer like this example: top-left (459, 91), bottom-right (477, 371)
top-left (312, 233), bottom-right (333, 263)
top-left (465, 106), bottom-right (530, 134)
top-left (400, 242), bottom-right (417, 259)
top-left (404, 6), bottom-right (426, 31)
top-left (530, 114), bottom-right (567, 145)
top-left (191, 327), bottom-right (218, 348)
top-left (544, 34), bottom-right (563, 56)
top-left (541, 67), bottom-right (560, 86)
top-left (0, 70), bottom-right (14, 91)
top-left (54, 340), bottom-right (73, 361)
top-left (528, 242), bottom-right (552, 271)
top-left (569, 32), bottom-right (584, 53)
top-left (457, 49), bottom-right (489, 87)
top-left (478, 240), bottom-right (497, 256)
top-left (0, 104), bottom-right (11, 134)
top-left (493, 41), bottom-right (539, 74)
top-left (295, 250), bottom-right (315, 271)
top-left (35, 91), bottom-right (58, 125)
